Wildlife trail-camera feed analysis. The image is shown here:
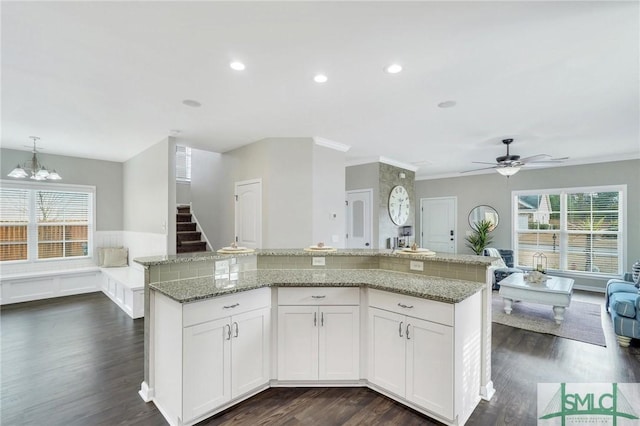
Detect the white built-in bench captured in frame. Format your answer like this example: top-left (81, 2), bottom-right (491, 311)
top-left (100, 265), bottom-right (145, 319)
top-left (0, 267), bottom-right (102, 305)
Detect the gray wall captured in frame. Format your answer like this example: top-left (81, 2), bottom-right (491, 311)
top-left (345, 162), bottom-right (415, 249)
top-left (191, 138), bottom-right (346, 250)
top-left (312, 144), bottom-right (346, 247)
top-left (190, 149), bottom-right (226, 250)
top-left (346, 163), bottom-right (380, 247)
top-left (415, 159), bottom-right (640, 290)
top-left (176, 182), bottom-right (191, 205)
top-left (123, 138), bottom-right (170, 238)
top-left (378, 163), bottom-right (415, 249)
top-left (1, 148), bottom-right (123, 231)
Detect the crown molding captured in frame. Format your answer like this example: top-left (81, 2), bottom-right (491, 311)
top-left (313, 137), bottom-right (350, 152)
top-left (345, 156), bottom-right (418, 172)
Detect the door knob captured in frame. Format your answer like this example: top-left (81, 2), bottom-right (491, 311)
top-left (365, 243), bottom-right (370, 247)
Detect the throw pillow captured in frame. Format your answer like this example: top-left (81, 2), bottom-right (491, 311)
top-left (101, 247), bottom-right (128, 268)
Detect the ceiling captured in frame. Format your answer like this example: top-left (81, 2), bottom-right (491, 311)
top-left (2, 1), bottom-right (639, 179)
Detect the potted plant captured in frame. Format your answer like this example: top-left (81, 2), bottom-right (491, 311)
top-left (465, 219), bottom-right (494, 255)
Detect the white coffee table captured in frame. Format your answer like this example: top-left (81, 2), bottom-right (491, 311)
top-left (498, 273), bottom-right (575, 324)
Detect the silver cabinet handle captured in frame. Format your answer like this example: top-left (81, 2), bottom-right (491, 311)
top-left (321, 312), bottom-right (324, 326)
top-left (314, 312), bottom-right (317, 327)
top-left (233, 321), bottom-right (239, 338)
top-left (223, 303), bottom-right (240, 309)
top-left (406, 323), bottom-right (411, 340)
top-left (397, 303), bottom-right (414, 309)
top-left (399, 321), bottom-right (404, 338)
top-left (225, 324), bottom-right (231, 340)
top-left (311, 295), bottom-right (326, 299)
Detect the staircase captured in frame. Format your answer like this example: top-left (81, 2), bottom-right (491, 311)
top-left (176, 205), bottom-right (207, 253)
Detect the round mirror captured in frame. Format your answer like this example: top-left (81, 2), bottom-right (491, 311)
top-left (468, 205), bottom-right (499, 231)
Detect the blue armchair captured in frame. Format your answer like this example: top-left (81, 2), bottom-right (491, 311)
top-left (606, 271), bottom-right (640, 347)
top-left (484, 248), bottom-right (523, 291)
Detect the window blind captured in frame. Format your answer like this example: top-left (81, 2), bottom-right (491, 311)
top-left (513, 187), bottom-right (623, 276)
top-left (36, 190), bottom-right (90, 259)
top-left (0, 184), bottom-right (93, 262)
top-left (176, 145), bottom-right (192, 182)
top-left (0, 188), bottom-right (29, 261)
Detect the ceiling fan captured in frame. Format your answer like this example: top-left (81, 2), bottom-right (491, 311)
top-left (462, 138), bottom-right (569, 177)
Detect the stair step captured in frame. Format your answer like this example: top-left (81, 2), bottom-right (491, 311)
top-left (177, 241), bottom-right (207, 253)
top-left (177, 231), bottom-right (202, 243)
top-left (177, 213), bottom-right (192, 222)
top-left (177, 222), bottom-right (197, 232)
top-left (177, 205), bottom-right (191, 214)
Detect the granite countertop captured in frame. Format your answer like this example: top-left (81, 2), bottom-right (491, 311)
top-left (149, 269), bottom-right (485, 305)
top-left (134, 248), bottom-right (495, 266)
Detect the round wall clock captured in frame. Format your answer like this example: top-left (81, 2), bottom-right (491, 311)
top-left (388, 185), bottom-right (410, 226)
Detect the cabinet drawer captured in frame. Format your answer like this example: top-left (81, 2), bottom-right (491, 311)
top-left (183, 287), bottom-right (271, 327)
top-left (368, 288), bottom-right (453, 326)
top-left (278, 287), bottom-right (359, 306)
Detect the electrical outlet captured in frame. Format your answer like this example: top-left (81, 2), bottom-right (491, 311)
top-left (410, 260), bottom-right (424, 271)
top-left (312, 257), bottom-right (326, 266)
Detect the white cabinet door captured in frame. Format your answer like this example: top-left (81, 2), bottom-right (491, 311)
top-left (368, 307), bottom-right (406, 397)
top-left (278, 305), bottom-right (319, 380)
top-left (231, 307), bottom-right (271, 398)
top-left (405, 316), bottom-right (454, 419)
top-left (319, 306), bottom-right (360, 380)
top-left (183, 317), bottom-right (231, 422)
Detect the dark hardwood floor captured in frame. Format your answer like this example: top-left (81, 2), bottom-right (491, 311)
top-left (2, 291), bottom-right (638, 425)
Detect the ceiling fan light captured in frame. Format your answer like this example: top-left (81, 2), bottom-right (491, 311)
top-left (8, 165), bottom-right (28, 178)
top-left (496, 166), bottom-right (521, 177)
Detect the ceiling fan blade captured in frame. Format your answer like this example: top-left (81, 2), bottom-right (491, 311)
top-left (525, 157), bottom-right (570, 164)
top-left (519, 154), bottom-right (550, 163)
top-left (461, 165), bottom-right (498, 173)
top-left (471, 161), bottom-right (499, 165)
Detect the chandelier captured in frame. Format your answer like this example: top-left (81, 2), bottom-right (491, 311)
top-left (7, 137), bottom-right (62, 181)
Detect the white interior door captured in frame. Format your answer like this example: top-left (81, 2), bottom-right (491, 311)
top-left (346, 190), bottom-right (372, 249)
top-left (235, 179), bottom-right (262, 249)
top-left (420, 197), bottom-right (456, 253)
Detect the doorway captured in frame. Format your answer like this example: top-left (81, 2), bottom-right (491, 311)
top-left (420, 197), bottom-right (456, 253)
top-left (345, 189), bottom-right (373, 249)
top-left (235, 179), bottom-right (262, 249)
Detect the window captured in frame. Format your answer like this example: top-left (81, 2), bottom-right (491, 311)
top-left (0, 182), bottom-right (94, 262)
top-left (176, 145), bottom-right (192, 182)
top-left (513, 186), bottom-right (624, 276)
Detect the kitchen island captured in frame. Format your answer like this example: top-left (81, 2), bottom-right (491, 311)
top-left (136, 250), bottom-right (497, 426)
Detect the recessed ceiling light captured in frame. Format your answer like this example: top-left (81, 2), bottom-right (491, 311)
top-left (230, 61), bottom-right (245, 71)
top-left (314, 74), bottom-right (328, 83)
top-left (182, 99), bottom-right (202, 108)
top-left (438, 100), bottom-right (457, 108)
top-left (385, 64), bottom-right (403, 74)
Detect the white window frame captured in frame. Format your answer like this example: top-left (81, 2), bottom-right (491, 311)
top-left (511, 184), bottom-right (626, 278)
top-left (0, 180), bottom-right (96, 264)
